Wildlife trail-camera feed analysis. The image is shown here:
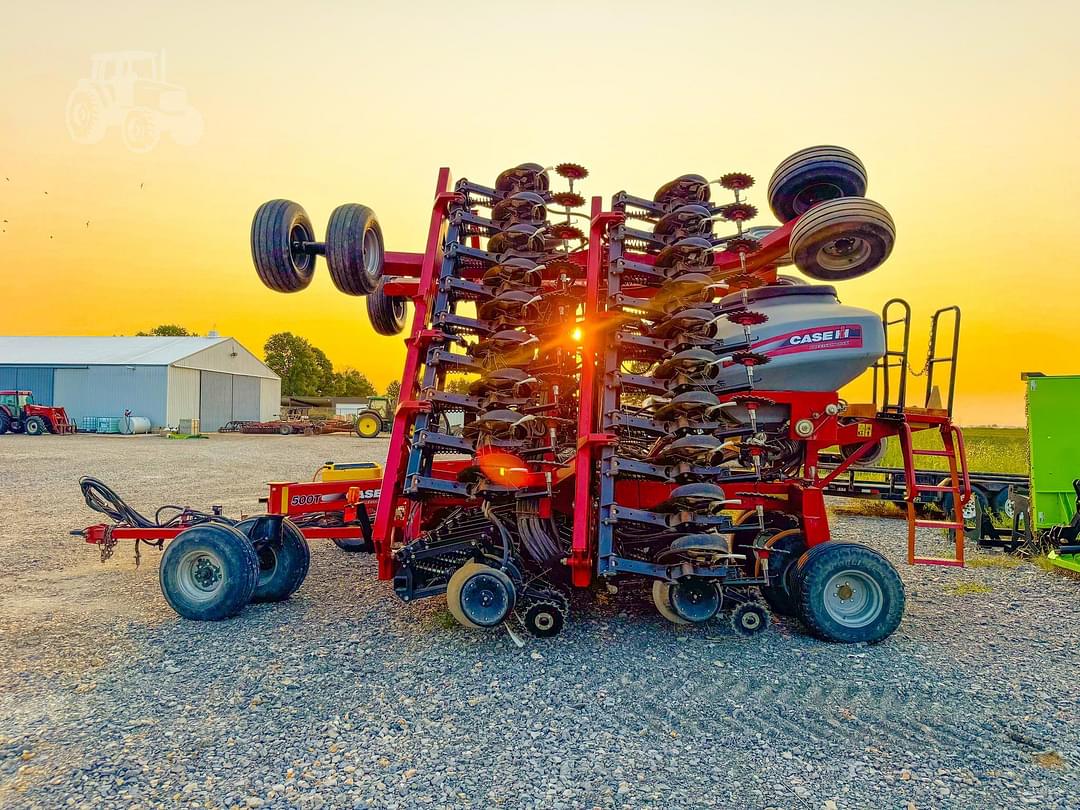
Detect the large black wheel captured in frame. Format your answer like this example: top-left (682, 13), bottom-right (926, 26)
top-left (790, 198), bottom-right (895, 281)
top-left (326, 204), bottom-right (384, 295)
top-left (940, 484), bottom-right (989, 527)
top-left (366, 277), bottom-right (408, 336)
top-left (0, 413), bottom-right (10, 434)
top-left (234, 518), bottom-right (311, 603)
top-left (760, 529), bottom-right (807, 617)
top-left (768, 145), bottom-right (867, 222)
top-left (446, 562), bottom-right (516, 629)
top-left (795, 543), bottom-right (905, 644)
top-left (25, 416), bottom-right (48, 436)
top-left (159, 524), bottom-right (260, 621)
top-left (251, 199), bottom-right (317, 293)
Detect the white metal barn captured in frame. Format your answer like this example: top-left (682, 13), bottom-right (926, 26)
top-left (0, 336), bottom-right (281, 431)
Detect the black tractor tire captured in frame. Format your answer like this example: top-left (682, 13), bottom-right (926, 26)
top-left (234, 518), bottom-right (311, 603)
top-left (333, 537), bottom-right (371, 553)
top-left (760, 530), bottom-right (808, 617)
top-left (367, 276), bottom-right (408, 336)
top-left (251, 199), bottom-right (317, 293)
top-left (25, 416), bottom-right (49, 436)
top-left (159, 524), bottom-right (260, 621)
top-left (768, 145), bottom-right (868, 222)
top-left (326, 204), bottom-right (384, 296)
top-left (790, 198), bottom-right (895, 281)
top-left (354, 410), bottom-right (382, 439)
top-left (0, 413), bottom-right (9, 434)
top-left (795, 542), bottom-right (905, 644)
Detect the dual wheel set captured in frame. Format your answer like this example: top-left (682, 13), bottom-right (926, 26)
top-left (158, 519), bottom-right (310, 621)
top-left (250, 200), bottom-right (406, 336)
top-left (651, 534), bottom-right (906, 644)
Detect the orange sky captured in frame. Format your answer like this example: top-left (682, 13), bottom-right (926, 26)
top-left (3, 1), bottom-right (1079, 425)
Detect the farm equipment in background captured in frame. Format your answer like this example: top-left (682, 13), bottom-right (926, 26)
top-left (353, 396), bottom-right (392, 438)
top-left (0, 390), bottom-right (77, 435)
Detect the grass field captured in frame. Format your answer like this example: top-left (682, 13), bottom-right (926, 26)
top-left (878, 426), bottom-right (1029, 474)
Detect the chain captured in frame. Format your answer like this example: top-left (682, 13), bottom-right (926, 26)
top-left (908, 318), bottom-right (935, 378)
top-left (99, 528), bottom-right (117, 563)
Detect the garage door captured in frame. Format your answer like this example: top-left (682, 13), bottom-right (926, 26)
top-left (231, 376), bottom-right (260, 421)
top-left (199, 371), bottom-right (233, 431)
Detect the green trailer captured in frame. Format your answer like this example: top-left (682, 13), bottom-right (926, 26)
top-left (1023, 373), bottom-right (1080, 571)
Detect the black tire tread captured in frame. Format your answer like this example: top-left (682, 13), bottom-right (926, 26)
top-left (795, 542), bottom-right (905, 644)
top-left (159, 525), bottom-right (259, 621)
top-left (366, 277), bottom-right (408, 336)
top-left (251, 199), bottom-right (315, 293)
top-left (326, 203), bottom-right (382, 296)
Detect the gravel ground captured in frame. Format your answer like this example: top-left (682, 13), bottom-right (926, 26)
top-left (1, 433), bottom-right (1078, 810)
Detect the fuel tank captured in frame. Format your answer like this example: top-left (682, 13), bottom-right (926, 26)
top-left (711, 285), bottom-right (884, 392)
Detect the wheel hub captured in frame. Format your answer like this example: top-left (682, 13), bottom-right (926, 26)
top-left (792, 182), bottom-right (843, 214)
top-left (824, 570), bottom-right (884, 628)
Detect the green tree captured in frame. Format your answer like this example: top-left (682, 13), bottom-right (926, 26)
top-left (137, 324), bottom-right (194, 336)
top-left (335, 368), bottom-right (378, 398)
top-left (385, 380), bottom-right (401, 408)
top-left (264, 332), bottom-right (321, 396)
top-left (311, 346), bottom-right (336, 396)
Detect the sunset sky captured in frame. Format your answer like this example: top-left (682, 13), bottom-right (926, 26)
top-left (2, 1), bottom-right (1078, 425)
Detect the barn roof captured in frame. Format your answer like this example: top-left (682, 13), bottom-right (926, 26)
top-left (0, 336), bottom-right (229, 366)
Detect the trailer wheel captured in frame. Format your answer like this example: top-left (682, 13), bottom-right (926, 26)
top-left (354, 410), bottom-right (382, 439)
top-left (25, 416), bottom-right (48, 436)
top-left (251, 199), bottom-right (316, 293)
top-left (446, 562), bottom-right (516, 629)
top-left (159, 524), bottom-right (259, 621)
top-left (234, 518), bottom-right (311, 603)
top-left (326, 204), bottom-right (384, 296)
top-left (767, 145), bottom-right (867, 222)
top-left (940, 484), bottom-right (989, 525)
top-left (760, 529), bottom-right (807, 617)
top-left (367, 276), bottom-right (408, 336)
top-left (795, 542), bottom-right (905, 644)
top-left (790, 198), bottom-right (895, 281)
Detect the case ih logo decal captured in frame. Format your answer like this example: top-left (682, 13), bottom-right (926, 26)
top-left (753, 324), bottom-right (863, 357)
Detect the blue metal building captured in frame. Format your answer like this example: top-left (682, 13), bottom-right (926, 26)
top-left (0, 336), bottom-right (281, 431)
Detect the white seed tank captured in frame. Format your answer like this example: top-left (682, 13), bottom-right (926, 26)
top-left (711, 285), bottom-right (885, 392)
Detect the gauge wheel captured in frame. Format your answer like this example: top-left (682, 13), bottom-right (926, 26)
top-left (651, 580), bottom-right (688, 625)
top-left (367, 277), bottom-right (408, 336)
top-left (446, 563), bottom-right (516, 629)
top-left (354, 411), bottom-right (382, 439)
top-left (767, 145), bottom-right (867, 222)
top-left (251, 199), bottom-right (317, 293)
top-left (326, 203), bottom-right (384, 295)
top-left (759, 529), bottom-right (807, 617)
top-left (790, 198), bottom-right (895, 281)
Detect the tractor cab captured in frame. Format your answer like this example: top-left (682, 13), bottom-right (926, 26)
top-left (0, 390), bottom-right (34, 417)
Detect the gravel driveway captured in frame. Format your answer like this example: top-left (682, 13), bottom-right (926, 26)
top-left (1, 433), bottom-right (1077, 809)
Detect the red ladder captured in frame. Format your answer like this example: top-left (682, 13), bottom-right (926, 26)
top-left (899, 420), bottom-right (971, 566)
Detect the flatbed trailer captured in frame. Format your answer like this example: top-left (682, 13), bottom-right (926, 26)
top-left (818, 452), bottom-right (1028, 517)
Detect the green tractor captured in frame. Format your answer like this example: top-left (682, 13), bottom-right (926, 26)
top-left (353, 397), bottom-right (393, 439)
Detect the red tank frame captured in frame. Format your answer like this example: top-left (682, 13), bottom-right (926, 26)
top-left (369, 170), bottom-right (974, 584)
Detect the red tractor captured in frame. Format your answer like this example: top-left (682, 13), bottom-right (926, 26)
top-left (0, 391), bottom-right (77, 435)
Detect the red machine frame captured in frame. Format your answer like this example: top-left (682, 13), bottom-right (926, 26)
top-left (367, 171), bottom-right (973, 582)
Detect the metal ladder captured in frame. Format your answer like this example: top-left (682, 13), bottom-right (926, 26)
top-left (899, 420), bottom-right (971, 566)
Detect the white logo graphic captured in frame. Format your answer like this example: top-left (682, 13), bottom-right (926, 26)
top-left (65, 51), bottom-right (204, 153)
